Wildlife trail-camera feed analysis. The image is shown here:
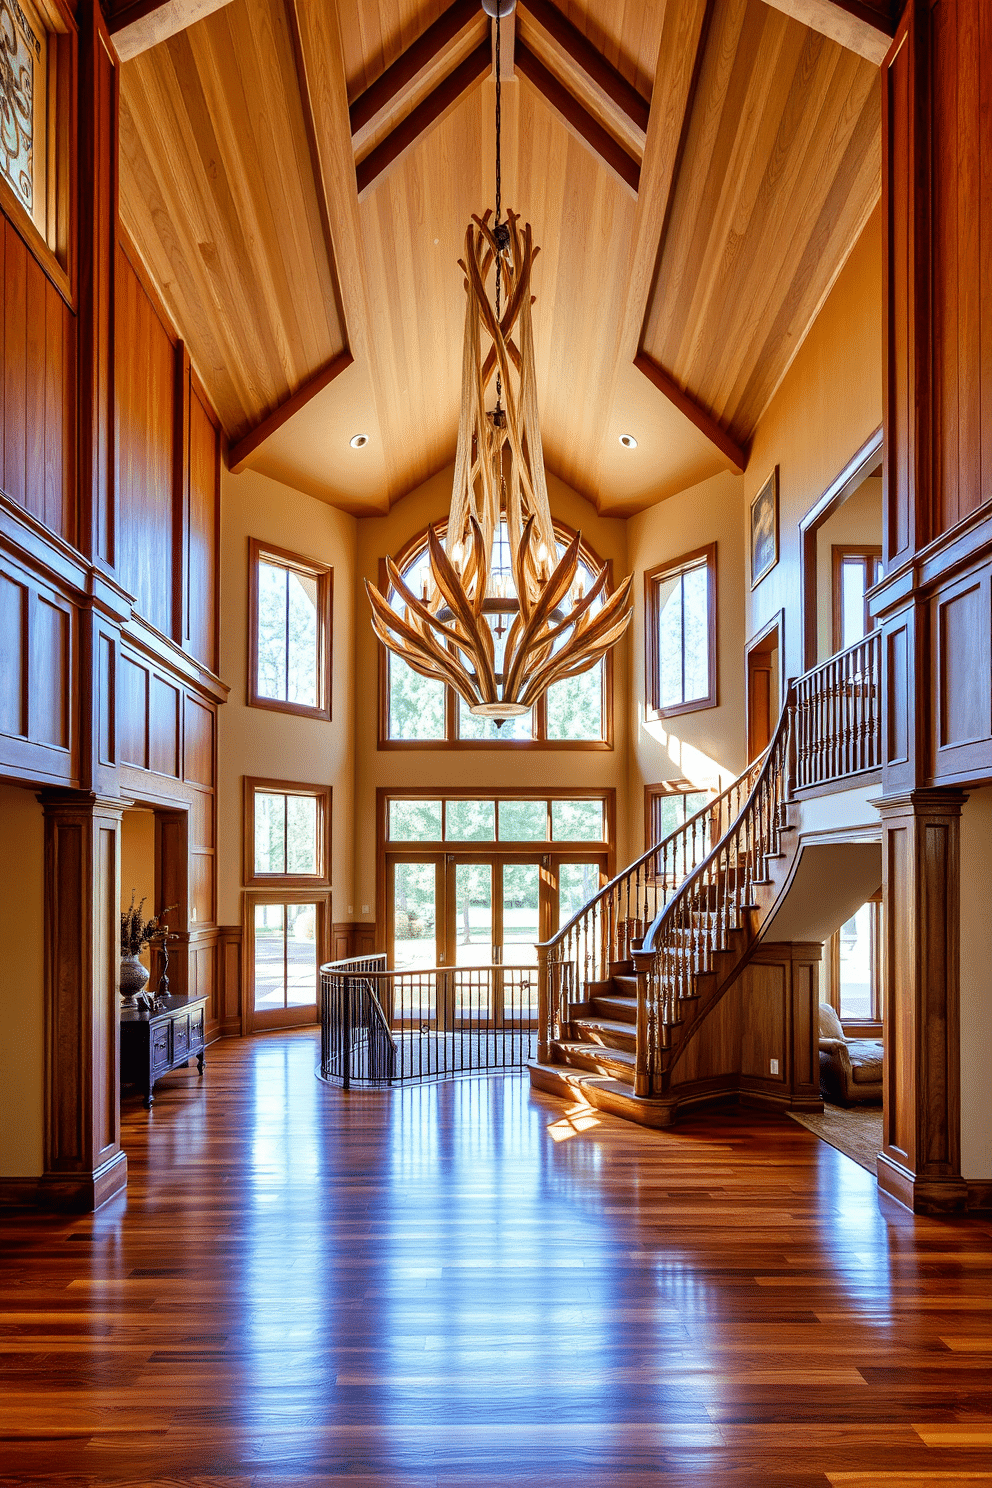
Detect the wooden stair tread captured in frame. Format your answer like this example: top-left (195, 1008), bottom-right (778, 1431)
top-left (554, 1041), bottom-right (637, 1077)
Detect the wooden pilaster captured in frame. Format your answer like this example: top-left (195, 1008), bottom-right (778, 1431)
top-left (40, 791), bottom-right (127, 1211)
top-left (876, 789), bottom-right (968, 1214)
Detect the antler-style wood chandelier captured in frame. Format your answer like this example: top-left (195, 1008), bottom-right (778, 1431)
top-left (366, 0), bottom-right (633, 722)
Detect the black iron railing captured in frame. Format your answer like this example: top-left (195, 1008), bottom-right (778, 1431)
top-left (319, 958), bottom-right (538, 1087)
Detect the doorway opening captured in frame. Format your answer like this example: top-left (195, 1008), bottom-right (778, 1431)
top-left (745, 612), bottom-right (783, 761)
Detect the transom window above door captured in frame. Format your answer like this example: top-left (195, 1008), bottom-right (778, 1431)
top-left (384, 793), bottom-right (610, 846)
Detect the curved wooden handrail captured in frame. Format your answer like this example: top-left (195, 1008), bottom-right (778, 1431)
top-left (538, 751), bottom-right (768, 957)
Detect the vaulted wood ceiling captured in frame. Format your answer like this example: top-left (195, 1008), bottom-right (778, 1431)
top-left (117, 0), bottom-right (887, 516)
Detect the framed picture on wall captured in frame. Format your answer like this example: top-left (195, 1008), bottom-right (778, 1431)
top-left (750, 467), bottom-right (779, 588)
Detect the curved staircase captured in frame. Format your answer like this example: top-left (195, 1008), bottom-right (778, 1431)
top-left (529, 690), bottom-right (801, 1127)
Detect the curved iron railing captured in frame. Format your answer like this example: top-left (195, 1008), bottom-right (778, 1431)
top-left (320, 958), bottom-right (538, 1086)
top-left (320, 955), bottom-right (397, 1088)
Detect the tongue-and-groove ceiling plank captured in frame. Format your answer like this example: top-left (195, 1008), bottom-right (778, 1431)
top-left (640, 0), bottom-right (880, 447)
top-left (118, 0), bottom-right (347, 441)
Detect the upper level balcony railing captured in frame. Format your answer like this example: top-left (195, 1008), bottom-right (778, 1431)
top-left (793, 629), bottom-right (881, 791)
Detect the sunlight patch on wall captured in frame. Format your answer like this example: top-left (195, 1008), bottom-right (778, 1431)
top-left (640, 717), bottom-right (736, 793)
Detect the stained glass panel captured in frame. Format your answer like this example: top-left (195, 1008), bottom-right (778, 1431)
top-left (0, 0), bottom-right (43, 220)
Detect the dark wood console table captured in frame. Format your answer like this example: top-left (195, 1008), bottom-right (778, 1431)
top-left (120, 994), bottom-right (208, 1107)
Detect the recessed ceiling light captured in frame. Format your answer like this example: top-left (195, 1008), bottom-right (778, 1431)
top-left (350, 434), bottom-right (369, 449)
top-left (619, 433), bottom-right (637, 450)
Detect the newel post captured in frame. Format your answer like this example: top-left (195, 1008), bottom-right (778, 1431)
top-left (536, 944), bottom-right (550, 1063)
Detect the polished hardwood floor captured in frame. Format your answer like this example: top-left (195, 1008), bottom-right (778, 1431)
top-left (1, 1028), bottom-right (991, 1486)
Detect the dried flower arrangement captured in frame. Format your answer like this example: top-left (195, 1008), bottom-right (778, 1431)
top-left (120, 893), bottom-right (178, 958)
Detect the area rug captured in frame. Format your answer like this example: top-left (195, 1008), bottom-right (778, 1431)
top-left (788, 1101), bottom-right (883, 1174)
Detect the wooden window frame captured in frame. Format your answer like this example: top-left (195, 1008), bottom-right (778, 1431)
top-left (643, 780), bottom-right (714, 852)
top-left (248, 538), bottom-right (333, 721)
top-left (243, 776), bottom-right (330, 889)
top-left (831, 544), bottom-right (884, 655)
top-left (0, 0), bottom-right (76, 307)
top-left (644, 542), bottom-right (717, 720)
top-left (242, 888), bottom-right (330, 1033)
top-left (377, 521), bottom-right (615, 751)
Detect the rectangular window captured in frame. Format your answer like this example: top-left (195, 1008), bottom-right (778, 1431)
top-left (249, 539), bottom-right (332, 720)
top-left (645, 544), bottom-right (717, 718)
top-left (832, 546), bottom-right (883, 653)
top-left (244, 778), bottom-right (329, 887)
top-left (0, 0), bottom-right (46, 229)
top-left (824, 895), bottom-right (882, 1027)
top-left (644, 782), bottom-right (713, 850)
top-left (383, 792), bottom-right (610, 846)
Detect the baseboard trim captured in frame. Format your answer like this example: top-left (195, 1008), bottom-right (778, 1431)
top-left (965, 1179), bottom-right (992, 1213)
top-left (0, 1176), bottom-right (44, 1207)
top-left (877, 1153), bottom-right (969, 1214)
top-left (36, 1150), bottom-right (128, 1213)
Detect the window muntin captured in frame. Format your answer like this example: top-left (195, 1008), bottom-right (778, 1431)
top-left (645, 545), bottom-right (717, 718)
top-left (244, 779), bottom-right (329, 888)
top-left (249, 540), bottom-right (331, 720)
top-left (381, 522), bottom-right (612, 747)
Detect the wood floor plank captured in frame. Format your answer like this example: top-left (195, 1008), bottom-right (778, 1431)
top-left (0, 1029), bottom-right (990, 1486)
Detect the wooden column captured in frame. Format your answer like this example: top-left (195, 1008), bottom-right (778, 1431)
top-left (40, 791), bottom-right (127, 1211)
top-left (876, 790), bottom-right (968, 1214)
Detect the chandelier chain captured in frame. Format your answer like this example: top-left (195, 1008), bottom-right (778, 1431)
top-left (494, 8), bottom-right (503, 416)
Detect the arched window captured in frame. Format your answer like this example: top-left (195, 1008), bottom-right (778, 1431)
top-left (378, 520), bottom-right (615, 749)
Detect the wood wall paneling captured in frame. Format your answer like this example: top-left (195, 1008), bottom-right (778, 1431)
top-left (0, 569), bottom-right (28, 737)
top-left (218, 924), bottom-right (242, 1037)
top-left (115, 243), bottom-right (177, 638)
top-left (183, 694), bottom-right (216, 788)
top-left (1, 220), bottom-right (76, 545)
top-left (118, 654), bottom-right (149, 769)
top-left (186, 387), bottom-right (221, 673)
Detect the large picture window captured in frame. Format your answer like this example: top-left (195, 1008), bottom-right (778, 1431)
top-left (248, 539), bottom-right (332, 720)
top-left (379, 523), bottom-right (614, 748)
top-left (645, 544), bottom-right (717, 718)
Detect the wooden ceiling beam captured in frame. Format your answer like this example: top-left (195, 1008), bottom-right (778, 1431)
top-left (635, 354), bottom-right (747, 474)
top-left (350, 0), bottom-right (488, 157)
top-left (515, 43), bottom-right (640, 198)
top-left (228, 351), bottom-right (354, 474)
top-left (356, 42), bottom-right (491, 201)
top-left (516, 0), bottom-right (649, 159)
top-left (286, 0), bottom-right (394, 487)
top-left (107, 0), bottom-right (236, 61)
top-left (760, 0), bottom-right (895, 64)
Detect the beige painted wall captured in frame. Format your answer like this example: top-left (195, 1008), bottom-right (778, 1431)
top-left (959, 786), bottom-right (992, 1182)
top-left (746, 205), bottom-right (883, 681)
top-left (814, 474), bottom-right (883, 662)
top-left (0, 784), bottom-right (45, 1177)
top-left (121, 809), bottom-right (156, 973)
top-left (352, 464), bottom-right (634, 919)
top-left (218, 466), bottom-right (357, 926)
top-left (627, 470), bottom-right (747, 844)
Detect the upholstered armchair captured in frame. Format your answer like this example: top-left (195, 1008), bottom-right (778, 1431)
top-left (818, 1002), bottom-right (883, 1105)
